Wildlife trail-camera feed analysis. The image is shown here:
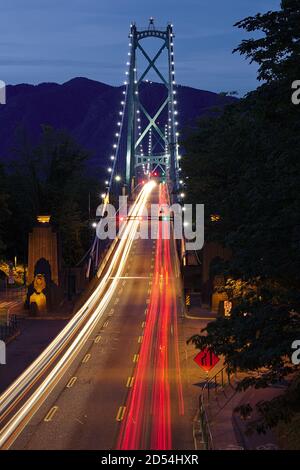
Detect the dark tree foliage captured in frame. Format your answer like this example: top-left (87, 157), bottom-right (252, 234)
top-left (234, 0), bottom-right (300, 82)
top-left (185, 0), bottom-right (300, 431)
top-left (5, 126), bottom-right (99, 266)
top-left (0, 164), bottom-right (11, 257)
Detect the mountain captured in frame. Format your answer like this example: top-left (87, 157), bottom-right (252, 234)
top-left (0, 77), bottom-right (236, 171)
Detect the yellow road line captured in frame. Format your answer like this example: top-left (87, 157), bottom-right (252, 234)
top-left (126, 376), bottom-right (134, 388)
top-left (133, 353), bottom-right (139, 363)
top-left (142, 321), bottom-right (146, 328)
top-left (116, 406), bottom-right (126, 422)
top-left (103, 321), bottom-right (109, 328)
top-left (82, 353), bottom-right (91, 363)
top-left (66, 377), bottom-right (77, 388)
top-left (44, 406), bottom-right (59, 422)
top-left (138, 336), bottom-right (143, 344)
top-left (94, 335), bottom-right (102, 343)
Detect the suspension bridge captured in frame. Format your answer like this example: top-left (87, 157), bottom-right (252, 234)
top-left (0, 19), bottom-right (190, 451)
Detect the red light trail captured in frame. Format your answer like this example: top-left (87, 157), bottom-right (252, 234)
top-left (117, 183), bottom-right (184, 450)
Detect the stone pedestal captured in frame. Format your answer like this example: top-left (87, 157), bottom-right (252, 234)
top-left (26, 216), bottom-right (61, 315)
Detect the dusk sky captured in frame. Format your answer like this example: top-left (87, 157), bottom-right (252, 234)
top-left (1, 0), bottom-right (280, 96)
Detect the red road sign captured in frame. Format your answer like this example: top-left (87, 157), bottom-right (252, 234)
top-left (193, 348), bottom-right (220, 372)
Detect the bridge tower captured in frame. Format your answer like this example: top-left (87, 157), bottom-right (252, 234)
top-left (125, 18), bottom-right (180, 191)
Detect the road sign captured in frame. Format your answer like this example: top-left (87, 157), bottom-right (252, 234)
top-left (193, 348), bottom-right (220, 372)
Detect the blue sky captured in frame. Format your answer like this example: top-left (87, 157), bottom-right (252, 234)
top-left (0, 0), bottom-right (281, 95)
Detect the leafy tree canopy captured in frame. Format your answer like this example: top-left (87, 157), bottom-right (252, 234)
top-left (184, 0), bottom-right (300, 432)
top-left (5, 126), bottom-right (99, 266)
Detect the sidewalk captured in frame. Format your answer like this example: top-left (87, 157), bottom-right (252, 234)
top-left (178, 305), bottom-right (221, 449)
top-left (179, 303), bottom-right (282, 450)
top-left (0, 318), bottom-right (67, 394)
top-left (204, 378), bottom-right (283, 450)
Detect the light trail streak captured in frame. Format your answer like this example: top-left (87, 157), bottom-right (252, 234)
top-left (150, 187), bottom-right (172, 449)
top-left (117, 183), bottom-right (184, 450)
top-left (117, 187), bottom-right (162, 450)
top-left (0, 181), bottom-right (156, 449)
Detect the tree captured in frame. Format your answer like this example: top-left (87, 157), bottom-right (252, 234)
top-left (6, 126), bottom-right (99, 266)
top-left (234, 0), bottom-right (300, 82)
top-left (184, 0), bottom-right (300, 433)
top-left (0, 164), bottom-right (10, 258)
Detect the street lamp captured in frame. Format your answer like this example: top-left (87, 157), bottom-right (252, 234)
top-left (115, 175), bottom-right (121, 182)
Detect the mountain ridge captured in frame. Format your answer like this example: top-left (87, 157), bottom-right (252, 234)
top-left (0, 77), bottom-right (236, 171)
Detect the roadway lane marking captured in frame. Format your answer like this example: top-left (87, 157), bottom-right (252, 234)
top-left (147, 288), bottom-right (151, 294)
top-left (144, 308), bottom-right (148, 315)
top-left (114, 298), bottom-right (119, 305)
top-left (122, 280), bottom-right (126, 286)
top-left (66, 377), bottom-right (77, 388)
top-left (138, 336), bottom-right (143, 344)
top-left (116, 406), bottom-right (126, 422)
top-left (103, 320), bottom-right (109, 328)
top-left (94, 335), bottom-right (102, 343)
top-left (44, 406), bottom-right (59, 422)
top-left (126, 376), bottom-right (135, 388)
top-left (142, 321), bottom-right (146, 328)
top-left (133, 354), bottom-right (139, 363)
top-left (108, 309), bottom-right (114, 317)
top-left (82, 354), bottom-right (91, 363)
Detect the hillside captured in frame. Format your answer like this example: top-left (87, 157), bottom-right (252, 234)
top-left (0, 77), bottom-right (236, 171)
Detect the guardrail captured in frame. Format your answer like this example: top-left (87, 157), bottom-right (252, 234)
top-left (0, 286), bottom-right (26, 302)
top-left (198, 365), bottom-right (234, 450)
top-left (0, 315), bottom-right (18, 342)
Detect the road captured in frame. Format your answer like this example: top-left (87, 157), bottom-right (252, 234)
top-left (0, 182), bottom-right (192, 450)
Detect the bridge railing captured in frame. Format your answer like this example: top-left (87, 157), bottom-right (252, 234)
top-left (198, 365), bottom-right (235, 450)
top-left (0, 286), bottom-right (26, 302)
